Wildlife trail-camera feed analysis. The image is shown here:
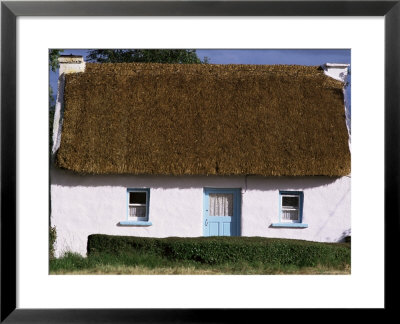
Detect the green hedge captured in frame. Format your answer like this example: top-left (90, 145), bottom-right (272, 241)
top-left (87, 234), bottom-right (350, 268)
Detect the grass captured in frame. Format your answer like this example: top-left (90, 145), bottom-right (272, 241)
top-left (49, 251), bottom-right (350, 275)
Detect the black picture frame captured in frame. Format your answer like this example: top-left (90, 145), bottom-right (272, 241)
top-left (1, 0), bottom-right (398, 322)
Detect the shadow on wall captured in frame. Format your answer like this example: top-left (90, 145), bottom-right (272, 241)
top-left (245, 175), bottom-right (345, 191)
top-left (338, 229), bottom-right (351, 243)
top-left (50, 165), bottom-right (342, 190)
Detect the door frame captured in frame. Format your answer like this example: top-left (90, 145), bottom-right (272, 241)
top-left (203, 187), bottom-right (241, 237)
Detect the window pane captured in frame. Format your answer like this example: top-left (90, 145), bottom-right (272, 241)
top-left (129, 206), bottom-right (146, 218)
top-left (282, 209), bottom-right (299, 221)
top-left (209, 193), bottom-right (233, 216)
top-left (130, 192), bottom-right (147, 204)
top-left (282, 196), bottom-right (299, 208)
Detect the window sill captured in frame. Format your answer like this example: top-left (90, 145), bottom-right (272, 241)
top-left (119, 221), bottom-right (152, 226)
top-left (271, 223), bottom-right (308, 228)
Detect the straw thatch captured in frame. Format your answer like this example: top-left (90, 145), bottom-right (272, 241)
top-left (56, 63), bottom-right (350, 176)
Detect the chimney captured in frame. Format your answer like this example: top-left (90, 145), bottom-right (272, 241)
top-left (322, 63), bottom-right (351, 151)
top-left (58, 55), bottom-right (86, 74)
top-left (52, 55), bottom-right (85, 154)
top-left (321, 63), bottom-right (349, 82)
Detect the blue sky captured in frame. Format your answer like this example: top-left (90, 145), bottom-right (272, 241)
top-left (50, 49), bottom-right (351, 110)
top-left (198, 49), bottom-right (350, 65)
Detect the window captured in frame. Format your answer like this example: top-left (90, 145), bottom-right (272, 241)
top-left (272, 191), bottom-right (307, 228)
top-left (209, 193), bottom-right (234, 216)
top-left (120, 189), bottom-right (151, 226)
top-left (281, 194), bottom-right (301, 223)
top-left (129, 191), bottom-right (147, 219)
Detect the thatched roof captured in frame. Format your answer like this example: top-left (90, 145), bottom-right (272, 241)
top-left (56, 63), bottom-right (350, 176)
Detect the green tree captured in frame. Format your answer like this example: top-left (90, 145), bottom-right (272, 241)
top-left (49, 49), bottom-right (64, 72)
top-left (49, 49), bottom-right (64, 111)
top-left (87, 49), bottom-right (209, 64)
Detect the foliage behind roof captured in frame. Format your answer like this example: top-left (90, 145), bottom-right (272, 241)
top-left (56, 63), bottom-right (350, 176)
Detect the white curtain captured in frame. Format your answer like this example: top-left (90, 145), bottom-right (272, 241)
top-left (209, 194), bottom-right (233, 216)
top-left (129, 206), bottom-right (146, 218)
top-left (282, 209), bottom-right (299, 221)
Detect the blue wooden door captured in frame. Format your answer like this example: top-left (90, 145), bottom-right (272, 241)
top-left (203, 188), bottom-right (241, 237)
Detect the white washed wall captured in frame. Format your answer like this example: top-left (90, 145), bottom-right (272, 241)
top-left (51, 168), bottom-right (351, 257)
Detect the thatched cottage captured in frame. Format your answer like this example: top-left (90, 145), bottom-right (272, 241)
top-left (51, 55), bottom-right (351, 257)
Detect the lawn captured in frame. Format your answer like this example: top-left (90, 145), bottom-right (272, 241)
top-left (49, 250), bottom-right (350, 275)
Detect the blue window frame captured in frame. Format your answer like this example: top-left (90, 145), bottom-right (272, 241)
top-left (271, 191), bottom-right (308, 228)
top-left (119, 188), bottom-right (152, 226)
